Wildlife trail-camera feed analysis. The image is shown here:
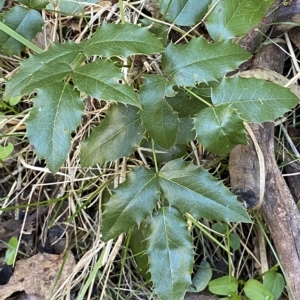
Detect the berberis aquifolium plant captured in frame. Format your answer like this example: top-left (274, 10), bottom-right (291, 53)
top-left (2, 1), bottom-right (299, 299)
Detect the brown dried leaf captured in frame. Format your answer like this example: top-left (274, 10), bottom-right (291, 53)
top-left (0, 252), bottom-right (76, 300)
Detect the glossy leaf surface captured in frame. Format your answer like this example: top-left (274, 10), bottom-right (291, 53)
top-left (162, 39), bottom-right (251, 86)
top-left (212, 77), bottom-right (300, 123)
top-left (0, 6), bottom-right (44, 56)
top-left (147, 206), bottom-right (193, 300)
top-left (4, 42), bottom-right (84, 101)
top-left (102, 167), bottom-right (159, 241)
top-left (81, 104), bottom-right (144, 167)
top-left (194, 105), bottom-right (247, 154)
top-left (26, 83), bottom-right (83, 173)
top-left (158, 0), bottom-right (211, 26)
top-left (83, 23), bottom-right (164, 58)
top-left (73, 59), bottom-right (140, 107)
top-left (205, 0), bottom-right (274, 41)
top-left (159, 159), bottom-right (250, 223)
top-left (139, 75), bottom-right (179, 149)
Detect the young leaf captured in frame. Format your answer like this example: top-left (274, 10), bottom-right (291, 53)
top-left (212, 77), bottom-right (300, 123)
top-left (0, 6), bottom-right (44, 56)
top-left (205, 0), bottom-right (274, 42)
top-left (158, 159), bottom-right (250, 223)
top-left (80, 104), bottom-right (144, 167)
top-left (194, 105), bottom-right (247, 155)
top-left (146, 206), bottom-right (193, 300)
top-left (263, 271), bottom-right (285, 300)
top-left (188, 260), bottom-right (212, 292)
top-left (26, 83), bottom-right (83, 173)
top-left (4, 42), bottom-right (85, 101)
top-left (244, 279), bottom-right (274, 300)
top-left (5, 237), bottom-right (18, 265)
top-left (162, 39), bottom-right (251, 86)
top-left (83, 23), bottom-right (164, 58)
top-left (73, 59), bottom-right (140, 108)
top-left (102, 167), bottom-right (159, 241)
top-left (139, 75), bottom-right (179, 149)
top-left (208, 275), bottom-right (238, 296)
top-left (0, 143), bottom-right (14, 159)
top-left (157, 0), bottom-right (210, 26)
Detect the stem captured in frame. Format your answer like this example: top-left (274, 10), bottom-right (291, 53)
top-left (184, 87), bottom-right (212, 107)
top-left (226, 224), bottom-right (232, 278)
top-left (118, 0), bottom-right (125, 24)
top-left (151, 139), bottom-right (159, 174)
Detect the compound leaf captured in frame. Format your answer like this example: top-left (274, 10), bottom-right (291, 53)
top-left (158, 159), bottom-right (250, 223)
top-left (194, 105), bottom-right (247, 155)
top-left (4, 42), bottom-right (85, 101)
top-left (83, 23), bottom-right (164, 58)
top-left (0, 6), bottom-right (44, 56)
top-left (212, 77), bottom-right (300, 123)
top-left (26, 83), bottom-right (83, 173)
top-left (73, 59), bottom-right (140, 107)
top-left (162, 38), bottom-right (251, 86)
top-left (102, 167), bottom-right (159, 241)
top-left (147, 206), bottom-right (193, 300)
top-left (158, 0), bottom-right (211, 26)
top-left (139, 75), bottom-right (179, 149)
top-left (205, 0), bottom-right (274, 42)
top-left (81, 104), bottom-right (144, 167)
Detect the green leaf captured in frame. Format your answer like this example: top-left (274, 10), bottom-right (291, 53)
top-left (158, 0), bottom-right (211, 26)
top-left (211, 222), bottom-right (227, 234)
top-left (46, 0), bottom-right (99, 14)
top-left (5, 237), bottom-right (18, 265)
top-left (83, 23), bottom-right (164, 58)
top-left (212, 77), bottom-right (300, 123)
top-left (208, 275), bottom-right (238, 295)
top-left (205, 0), bottom-right (274, 42)
top-left (19, 0), bottom-right (49, 9)
top-left (0, 143), bottom-right (14, 159)
top-left (147, 206), bottom-right (193, 300)
top-left (229, 233), bottom-right (240, 251)
top-left (139, 19), bottom-right (169, 46)
top-left (129, 221), bottom-right (151, 282)
top-left (0, 0), bottom-right (5, 10)
top-left (73, 59), bottom-right (140, 107)
top-left (0, 6), bottom-right (44, 56)
top-left (80, 104), bottom-right (144, 167)
top-left (162, 39), bottom-right (251, 86)
top-left (139, 75), bottom-right (179, 149)
top-left (167, 88), bottom-right (208, 118)
top-left (188, 260), bottom-right (212, 292)
top-left (4, 42), bottom-right (85, 101)
top-left (26, 83), bottom-right (83, 173)
top-left (102, 167), bottom-right (159, 241)
top-left (194, 105), bottom-right (247, 155)
top-left (244, 279), bottom-right (274, 300)
top-left (263, 271), bottom-right (285, 300)
top-left (158, 159), bottom-right (250, 223)
top-left (176, 118), bottom-right (195, 144)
